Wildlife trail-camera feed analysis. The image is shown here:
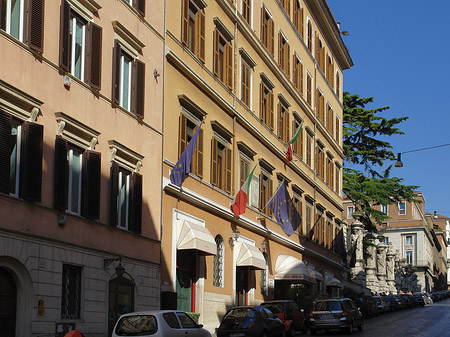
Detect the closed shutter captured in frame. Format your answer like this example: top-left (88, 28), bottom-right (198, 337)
top-left (292, 120), bottom-right (297, 154)
top-left (299, 61), bottom-right (303, 93)
top-left (112, 40), bottom-right (121, 104)
top-left (132, 60), bottom-right (145, 118)
top-left (19, 121), bottom-right (43, 202)
top-left (109, 162), bottom-right (119, 227)
top-left (267, 178), bottom-right (273, 216)
top-left (293, 56), bottom-right (297, 89)
top-left (211, 138), bottom-right (218, 186)
top-left (268, 18), bottom-right (274, 55)
top-left (225, 147), bottom-right (232, 194)
top-left (277, 103), bottom-right (282, 139)
top-left (300, 8), bottom-right (304, 38)
top-left (28, 0), bottom-right (45, 53)
top-left (226, 42), bottom-right (233, 89)
top-left (129, 172), bottom-right (142, 234)
top-left (213, 29), bottom-right (219, 76)
top-left (179, 115), bottom-right (187, 156)
top-left (0, 111), bottom-right (12, 194)
top-left (136, 0), bottom-right (145, 16)
top-left (278, 33), bottom-right (281, 67)
top-left (196, 128), bottom-right (203, 178)
top-left (268, 90), bottom-right (274, 130)
top-left (259, 82), bottom-right (264, 120)
top-left (88, 22), bottom-right (102, 91)
top-left (260, 7), bottom-right (265, 45)
top-left (182, 0), bottom-right (189, 45)
top-left (286, 43), bottom-right (290, 76)
top-left (299, 128), bottom-right (303, 159)
top-left (59, 0), bottom-right (70, 71)
top-left (285, 0), bottom-right (290, 15)
top-left (54, 136), bottom-right (68, 211)
top-left (81, 150), bottom-right (101, 219)
top-left (285, 111), bottom-right (290, 143)
top-left (197, 10), bottom-right (205, 62)
top-left (293, 3), bottom-right (298, 31)
top-left (259, 173), bottom-right (264, 212)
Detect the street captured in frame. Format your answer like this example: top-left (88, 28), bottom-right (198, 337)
top-left (307, 298), bottom-right (450, 337)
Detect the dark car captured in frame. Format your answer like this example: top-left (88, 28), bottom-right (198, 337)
top-left (357, 296), bottom-right (379, 317)
top-left (399, 294), bottom-right (415, 308)
top-left (430, 292), bottom-right (441, 302)
top-left (392, 295), bottom-right (407, 309)
top-left (217, 306), bottom-right (285, 337)
top-left (261, 300), bottom-right (306, 336)
top-left (372, 296), bottom-right (389, 313)
top-left (412, 293), bottom-right (426, 306)
top-left (384, 296), bottom-right (400, 312)
top-left (309, 298), bottom-right (363, 335)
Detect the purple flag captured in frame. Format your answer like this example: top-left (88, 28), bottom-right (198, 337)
top-left (267, 181), bottom-right (301, 236)
top-left (170, 121), bottom-right (204, 186)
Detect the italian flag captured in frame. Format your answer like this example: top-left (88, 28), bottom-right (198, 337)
top-left (286, 120), bottom-right (303, 163)
top-left (231, 165), bottom-right (258, 217)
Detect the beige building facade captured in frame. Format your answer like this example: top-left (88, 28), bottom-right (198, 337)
top-left (0, 0), bottom-right (164, 336)
top-left (162, 0), bottom-right (352, 333)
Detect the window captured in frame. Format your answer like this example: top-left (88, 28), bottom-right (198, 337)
top-left (315, 35), bottom-right (325, 71)
top-left (108, 276), bottom-right (135, 334)
top-left (293, 55), bottom-right (303, 94)
top-left (213, 235), bottom-right (224, 287)
top-left (293, 0), bottom-right (303, 38)
top-left (381, 204), bottom-right (388, 215)
top-left (179, 115), bottom-right (203, 178)
top-left (292, 118), bottom-right (303, 159)
top-left (305, 201), bottom-right (312, 236)
top-left (278, 33), bottom-right (290, 76)
top-left (384, 236), bottom-right (389, 245)
top-left (112, 40), bottom-right (145, 116)
top-left (61, 264), bottom-right (81, 319)
top-left (177, 312), bottom-right (198, 328)
top-left (326, 105), bottom-right (333, 134)
top-left (406, 251), bottom-right (413, 264)
top-left (326, 217), bottom-right (333, 248)
top-left (242, 0), bottom-right (251, 25)
top-left (211, 136), bottom-right (232, 194)
top-left (316, 210), bottom-right (324, 245)
top-left (315, 88), bottom-right (324, 124)
top-left (241, 58), bottom-right (251, 108)
top-left (125, 0), bottom-right (145, 16)
top-left (398, 201), bottom-right (406, 215)
top-left (213, 22), bottom-right (233, 89)
top-left (306, 131), bottom-right (312, 168)
top-left (306, 73), bottom-right (312, 106)
top-left (259, 80), bottom-right (274, 129)
top-left (334, 164), bottom-right (340, 194)
top-left (182, 0), bottom-right (205, 62)
top-left (59, 1), bottom-right (102, 89)
top-left (280, 0), bottom-right (290, 14)
top-left (326, 55), bottom-right (334, 86)
top-left (293, 194), bottom-right (303, 234)
top-left (0, 0), bottom-right (44, 52)
top-left (347, 206), bottom-right (354, 219)
top-left (335, 71), bottom-right (340, 97)
top-left (326, 155), bottom-right (333, 186)
top-left (335, 114), bottom-right (340, 142)
top-left (259, 172), bottom-right (272, 216)
top-left (306, 19), bottom-right (312, 53)
top-left (0, 110), bottom-right (43, 201)
top-left (261, 253), bottom-right (268, 295)
top-left (260, 7), bottom-right (274, 55)
top-left (315, 143), bottom-right (324, 179)
top-left (277, 100), bottom-right (290, 143)
top-left (406, 235), bottom-right (413, 245)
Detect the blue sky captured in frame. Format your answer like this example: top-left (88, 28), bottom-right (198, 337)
top-left (327, 0), bottom-right (450, 215)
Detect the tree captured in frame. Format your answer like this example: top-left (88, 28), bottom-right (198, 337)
top-left (343, 92), bottom-right (418, 232)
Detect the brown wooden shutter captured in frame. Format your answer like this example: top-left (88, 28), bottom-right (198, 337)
top-left (278, 32), bottom-right (282, 67)
top-left (81, 150), bottom-right (101, 220)
top-left (293, 3), bottom-right (298, 31)
top-left (286, 43), bottom-right (290, 76)
top-left (292, 120), bottom-right (297, 153)
top-left (54, 136), bottom-right (68, 211)
top-left (0, 111), bottom-right (12, 194)
top-left (268, 18), bottom-right (274, 55)
top-left (285, 111), bottom-right (290, 143)
top-left (88, 22), bottom-right (102, 90)
top-left (293, 56), bottom-right (297, 89)
top-left (59, 0), bottom-right (70, 71)
top-left (182, 0), bottom-right (189, 46)
top-left (19, 121), bottom-right (43, 202)
top-left (259, 82), bottom-right (264, 120)
top-left (179, 115), bottom-right (187, 156)
top-left (112, 40), bottom-right (121, 104)
top-left (299, 128), bottom-right (303, 159)
top-left (28, 0), bottom-right (45, 53)
top-left (286, 0), bottom-right (290, 15)
top-left (300, 62), bottom-right (303, 93)
top-left (213, 29), bottom-right (219, 76)
top-left (277, 103), bottom-right (282, 139)
top-left (211, 138), bottom-right (218, 186)
top-left (300, 8), bottom-right (304, 38)
top-left (225, 147), bottom-right (232, 194)
top-left (137, 0), bottom-right (145, 16)
top-left (267, 178), bottom-right (273, 216)
top-left (196, 10), bottom-right (205, 62)
top-left (132, 59), bottom-right (145, 118)
top-left (259, 173), bottom-right (264, 211)
top-left (260, 7), bottom-right (265, 44)
top-left (226, 42), bottom-right (233, 89)
top-left (195, 128), bottom-right (203, 178)
top-left (0, 2), bottom-right (3, 29)
top-left (109, 162), bottom-right (119, 227)
top-left (268, 90), bottom-right (274, 130)
top-left (129, 172), bottom-right (142, 234)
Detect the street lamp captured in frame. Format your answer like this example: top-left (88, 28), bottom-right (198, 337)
top-left (395, 142), bottom-right (450, 167)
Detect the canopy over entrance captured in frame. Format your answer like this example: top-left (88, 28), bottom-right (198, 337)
top-left (274, 255), bottom-right (315, 283)
top-left (177, 220), bottom-right (216, 256)
top-left (236, 242), bottom-right (266, 270)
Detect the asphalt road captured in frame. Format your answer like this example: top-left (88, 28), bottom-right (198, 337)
top-left (306, 298), bottom-right (450, 337)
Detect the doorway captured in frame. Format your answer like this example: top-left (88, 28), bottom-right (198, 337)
top-left (0, 267), bottom-right (16, 337)
top-left (176, 250), bottom-right (196, 312)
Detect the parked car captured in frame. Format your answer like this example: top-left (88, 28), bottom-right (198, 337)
top-left (423, 293), bottom-right (434, 304)
top-left (412, 293), bottom-right (426, 306)
top-left (372, 296), bottom-right (389, 313)
top-left (430, 292), bottom-right (441, 302)
top-left (261, 300), bottom-right (306, 336)
top-left (309, 298), bottom-right (363, 335)
top-left (112, 310), bottom-right (211, 337)
top-left (384, 296), bottom-right (400, 312)
top-left (217, 306), bottom-right (285, 337)
top-left (357, 296), bottom-right (379, 317)
top-left (399, 294), bottom-right (416, 308)
top-left (392, 295), bottom-right (407, 309)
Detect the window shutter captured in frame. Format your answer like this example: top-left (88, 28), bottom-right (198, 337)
top-left (286, 43), bottom-right (290, 76)
top-left (179, 115), bottom-right (187, 156)
top-left (213, 29), bottom-right (219, 76)
top-left (54, 136), bottom-right (68, 211)
top-left (182, 0), bottom-right (189, 46)
top-left (211, 138), bottom-right (218, 186)
top-left (299, 62), bottom-right (303, 93)
top-left (278, 33), bottom-right (282, 67)
top-left (300, 8), bottom-right (304, 38)
top-left (277, 103), bottom-right (282, 139)
top-left (299, 128), bottom-right (303, 159)
top-left (293, 56), bottom-right (297, 89)
top-left (285, 111), bottom-right (290, 143)
top-left (196, 128), bottom-right (203, 178)
top-left (196, 10), bottom-right (205, 63)
top-left (259, 173), bottom-right (264, 211)
top-left (59, 0), bottom-right (70, 71)
top-left (268, 90), bottom-right (274, 130)
top-left (136, 0), bottom-right (145, 16)
top-left (292, 120), bottom-right (297, 153)
top-left (28, 0), bottom-right (45, 53)
top-left (225, 147), bottom-right (232, 194)
top-left (267, 178), bottom-right (273, 216)
top-left (286, 0), bottom-right (290, 15)
top-left (81, 150), bottom-right (101, 220)
top-left (19, 121), bottom-right (43, 202)
top-left (129, 172), bottom-right (142, 234)
top-left (293, 3), bottom-right (298, 31)
top-left (268, 18), bottom-right (274, 55)
top-left (0, 111), bottom-right (12, 194)
top-left (88, 22), bottom-right (102, 91)
top-left (260, 7), bottom-right (265, 44)
top-left (112, 40), bottom-right (121, 104)
top-left (132, 59), bottom-right (145, 118)
top-left (109, 162), bottom-right (119, 227)
top-left (226, 42), bottom-right (233, 89)
top-left (259, 82), bottom-right (264, 120)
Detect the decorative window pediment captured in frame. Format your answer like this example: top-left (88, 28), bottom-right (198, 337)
top-left (67, 0), bottom-right (102, 20)
top-left (239, 48), bottom-right (257, 68)
top-left (112, 20), bottom-right (145, 57)
top-left (55, 112), bottom-right (100, 150)
top-left (179, 95), bottom-right (207, 122)
top-left (213, 17), bottom-right (234, 42)
top-left (237, 141), bottom-right (256, 160)
top-left (109, 140), bottom-right (144, 172)
top-left (211, 120), bottom-right (234, 143)
top-left (0, 80), bottom-right (42, 122)
top-left (260, 73), bottom-right (275, 90)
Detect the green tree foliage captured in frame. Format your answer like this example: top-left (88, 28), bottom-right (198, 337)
top-left (343, 92), bottom-right (418, 232)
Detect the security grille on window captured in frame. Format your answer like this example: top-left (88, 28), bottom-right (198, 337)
top-left (260, 6), bottom-right (274, 55)
top-left (182, 0), bottom-right (205, 62)
top-left (213, 235), bottom-right (224, 287)
top-left (61, 264), bottom-right (81, 319)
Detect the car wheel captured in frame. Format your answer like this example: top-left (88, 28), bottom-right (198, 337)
top-left (358, 319), bottom-right (363, 332)
top-left (261, 331), bottom-right (268, 337)
top-left (347, 321), bottom-right (353, 335)
top-left (288, 326), bottom-right (296, 337)
top-left (310, 328), bottom-right (317, 335)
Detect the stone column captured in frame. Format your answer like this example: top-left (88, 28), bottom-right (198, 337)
top-left (364, 234), bottom-right (379, 292)
top-left (350, 219), bottom-right (366, 287)
top-left (376, 243), bottom-right (388, 293)
top-left (386, 244), bottom-right (396, 294)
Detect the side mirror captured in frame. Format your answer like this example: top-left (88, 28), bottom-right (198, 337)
top-left (197, 324), bottom-right (203, 328)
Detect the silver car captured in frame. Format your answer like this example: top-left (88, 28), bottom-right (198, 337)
top-left (112, 310), bottom-right (212, 337)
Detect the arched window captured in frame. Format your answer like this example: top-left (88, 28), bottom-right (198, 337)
top-left (213, 235), bottom-right (225, 287)
top-left (307, 20), bottom-right (313, 53)
top-left (261, 253), bottom-right (269, 295)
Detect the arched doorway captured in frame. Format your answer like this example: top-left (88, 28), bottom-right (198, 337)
top-left (108, 276), bottom-right (134, 336)
top-left (0, 267), bottom-right (17, 337)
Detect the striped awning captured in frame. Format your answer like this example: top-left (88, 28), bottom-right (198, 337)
top-left (275, 255), bottom-right (316, 283)
top-left (307, 266), bottom-right (323, 281)
top-left (236, 242), bottom-right (266, 270)
top-left (177, 220), bottom-right (216, 256)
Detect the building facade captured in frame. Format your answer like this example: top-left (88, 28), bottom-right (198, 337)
top-left (162, 0), bottom-right (352, 333)
top-left (0, 1), bottom-right (164, 336)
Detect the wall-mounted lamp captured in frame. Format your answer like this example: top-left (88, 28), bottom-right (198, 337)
top-left (104, 257), bottom-right (125, 278)
top-left (233, 227), bottom-right (240, 241)
top-left (261, 239), bottom-right (268, 253)
top-left (394, 153), bottom-right (403, 167)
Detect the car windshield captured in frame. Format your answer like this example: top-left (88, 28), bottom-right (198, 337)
top-left (313, 301), bottom-right (342, 311)
top-left (224, 308), bottom-right (256, 329)
top-left (373, 297), bottom-right (380, 303)
top-left (115, 315), bottom-right (157, 336)
top-left (261, 303), bottom-right (283, 313)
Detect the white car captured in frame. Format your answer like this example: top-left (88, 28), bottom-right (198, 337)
top-left (112, 310), bottom-right (212, 337)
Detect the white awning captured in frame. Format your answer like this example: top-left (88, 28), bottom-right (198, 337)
top-left (275, 255), bottom-right (316, 283)
top-left (325, 275), bottom-right (343, 288)
top-left (177, 220), bottom-right (216, 256)
top-left (236, 242), bottom-right (266, 270)
top-left (307, 266), bottom-right (323, 281)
